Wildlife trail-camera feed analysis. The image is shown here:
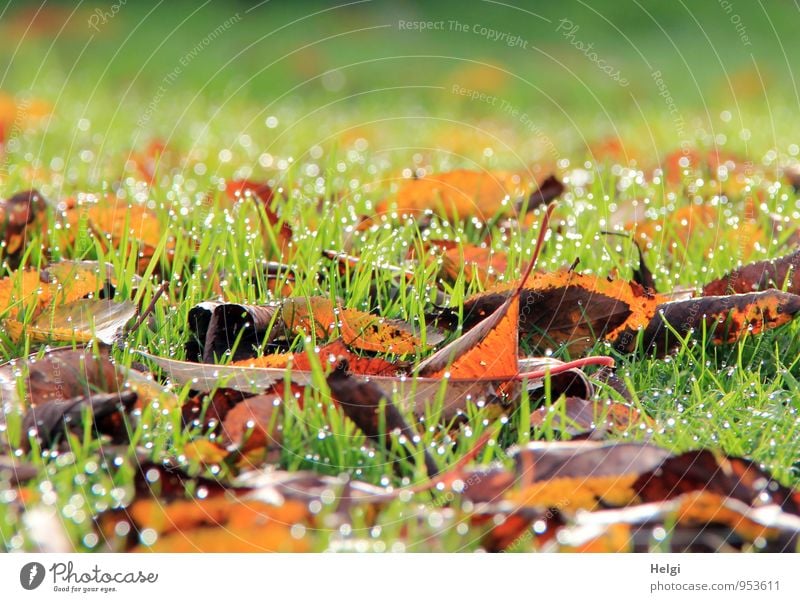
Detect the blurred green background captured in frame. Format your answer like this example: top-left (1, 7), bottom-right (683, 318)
top-left (1, 0), bottom-right (798, 171)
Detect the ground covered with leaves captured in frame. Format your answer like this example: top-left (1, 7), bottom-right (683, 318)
top-left (2, 2), bottom-right (800, 552)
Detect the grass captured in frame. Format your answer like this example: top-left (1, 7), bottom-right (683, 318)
top-left (1, 1), bottom-right (800, 552)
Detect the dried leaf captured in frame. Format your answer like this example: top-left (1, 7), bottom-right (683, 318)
top-left (119, 497), bottom-right (310, 552)
top-left (0, 456), bottom-right (37, 485)
top-left (221, 393), bottom-right (283, 452)
top-left (327, 361), bottom-right (438, 476)
top-left (4, 298), bottom-right (135, 344)
top-left (21, 390), bottom-right (137, 450)
top-left (530, 396), bottom-right (644, 437)
top-left (386, 169), bottom-right (531, 220)
top-left (225, 179), bottom-right (292, 254)
top-left (642, 290), bottom-right (800, 354)
top-left (0, 346), bottom-right (122, 410)
top-left (526, 174), bottom-right (565, 210)
top-left (186, 301), bottom-right (279, 363)
top-left (445, 270), bottom-right (664, 355)
top-left (0, 261), bottom-right (111, 321)
top-left (281, 296), bottom-right (434, 355)
top-left (418, 291), bottom-right (519, 381)
top-left (144, 351), bottom-right (532, 421)
top-left (703, 248), bottom-right (800, 296)
top-left (0, 189), bottom-right (47, 268)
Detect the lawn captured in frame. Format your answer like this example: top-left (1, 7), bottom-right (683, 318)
top-left (1, 0), bottom-right (800, 552)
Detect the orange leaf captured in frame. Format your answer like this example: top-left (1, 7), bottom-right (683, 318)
top-left (386, 169), bottom-right (530, 220)
top-left (281, 297), bottom-right (430, 355)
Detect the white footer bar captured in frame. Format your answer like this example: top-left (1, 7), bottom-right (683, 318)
top-left (0, 553), bottom-right (797, 601)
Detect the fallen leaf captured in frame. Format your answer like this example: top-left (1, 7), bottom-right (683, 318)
top-left (529, 396), bottom-right (644, 437)
top-left (0, 261), bottom-right (110, 321)
top-left (385, 169), bottom-right (531, 221)
top-left (221, 393), bottom-right (283, 453)
top-left (642, 290), bottom-right (800, 354)
top-left (703, 248), bottom-right (800, 296)
top-left (120, 497), bottom-right (310, 552)
top-left (443, 270), bottom-right (665, 355)
top-left (0, 189), bottom-right (47, 268)
top-left (281, 296), bottom-right (434, 355)
top-left (526, 174), bottom-right (565, 210)
top-left (186, 301), bottom-right (279, 363)
top-left (327, 361), bottom-right (438, 476)
top-left (225, 179), bottom-right (292, 255)
top-left (4, 298), bottom-right (135, 344)
top-left (21, 390), bottom-right (137, 450)
top-left (0, 346), bottom-right (122, 410)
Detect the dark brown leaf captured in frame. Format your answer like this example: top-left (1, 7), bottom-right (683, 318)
top-left (21, 390), bottom-right (137, 450)
top-left (526, 174), bottom-right (565, 210)
top-left (0, 189), bottom-right (46, 269)
top-left (327, 361), bottom-right (438, 477)
top-left (703, 248), bottom-right (800, 296)
top-left (641, 290), bottom-right (800, 354)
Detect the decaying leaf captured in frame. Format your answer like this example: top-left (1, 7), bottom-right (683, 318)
top-left (21, 389), bottom-right (137, 450)
top-left (438, 269), bottom-right (664, 355)
top-left (384, 169), bottom-right (532, 220)
top-left (281, 296), bottom-right (435, 355)
top-left (220, 393), bottom-right (283, 453)
top-left (114, 497), bottom-right (311, 552)
top-left (327, 361), bottom-right (438, 476)
top-left (225, 179), bottom-right (293, 255)
top-left (642, 289), bottom-right (800, 354)
top-left (548, 491), bottom-right (800, 552)
top-left (0, 189), bottom-right (47, 268)
top-left (0, 456), bottom-right (37, 485)
top-left (185, 297), bottom-right (436, 363)
top-left (526, 174), bottom-right (565, 210)
top-left (0, 346), bottom-right (122, 410)
top-left (181, 388), bottom-right (250, 433)
top-left (529, 396), bottom-right (644, 437)
top-left (186, 301), bottom-right (279, 363)
top-left (4, 298), bottom-right (135, 344)
top-left (0, 261), bottom-right (113, 322)
top-left (703, 248), bottom-right (800, 296)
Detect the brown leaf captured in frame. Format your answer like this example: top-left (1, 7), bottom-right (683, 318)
top-left (530, 396), bottom-right (644, 437)
top-left (526, 174), bottom-right (565, 210)
top-left (0, 456), bottom-right (37, 485)
top-left (4, 298), bottom-right (135, 345)
top-left (21, 390), bottom-right (137, 450)
top-left (642, 290), bottom-right (800, 354)
top-left (131, 459), bottom-right (233, 501)
top-left (181, 388), bottom-right (250, 433)
top-left (185, 301), bottom-right (279, 363)
top-left (551, 492), bottom-right (800, 552)
top-left (221, 393), bottom-right (283, 453)
top-left (145, 351), bottom-right (532, 421)
top-left (225, 179), bottom-right (292, 255)
top-left (0, 346), bottom-right (122, 410)
top-left (444, 270), bottom-right (664, 355)
top-left (703, 248), bottom-right (800, 296)
top-left (0, 189), bottom-right (47, 268)
top-left (327, 361), bottom-right (438, 476)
